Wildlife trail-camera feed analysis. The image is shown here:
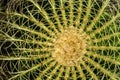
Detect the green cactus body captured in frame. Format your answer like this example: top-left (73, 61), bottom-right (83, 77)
top-left (0, 0), bottom-right (120, 80)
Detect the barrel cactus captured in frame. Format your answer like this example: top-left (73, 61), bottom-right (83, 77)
top-left (0, 0), bottom-right (120, 80)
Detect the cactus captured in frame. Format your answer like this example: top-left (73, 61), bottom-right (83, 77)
top-left (0, 0), bottom-right (120, 80)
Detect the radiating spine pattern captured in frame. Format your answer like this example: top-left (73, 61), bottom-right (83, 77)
top-left (0, 0), bottom-right (120, 80)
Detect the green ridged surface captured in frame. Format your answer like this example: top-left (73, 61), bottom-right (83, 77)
top-left (0, 0), bottom-right (120, 80)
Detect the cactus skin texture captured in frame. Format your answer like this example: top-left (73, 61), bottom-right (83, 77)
top-left (0, 0), bottom-right (120, 80)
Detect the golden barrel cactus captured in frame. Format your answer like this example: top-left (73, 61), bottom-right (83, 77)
top-left (0, 0), bottom-right (120, 80)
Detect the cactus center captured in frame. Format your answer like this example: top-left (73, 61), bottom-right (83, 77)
top-left (52, 26), bottom-right (89, 66)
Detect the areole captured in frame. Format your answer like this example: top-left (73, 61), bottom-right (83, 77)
top-left (52, 26), bottom-right (90, 66)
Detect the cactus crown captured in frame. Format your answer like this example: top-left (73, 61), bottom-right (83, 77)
top-left (0, 0), bottom-right (120, 80)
